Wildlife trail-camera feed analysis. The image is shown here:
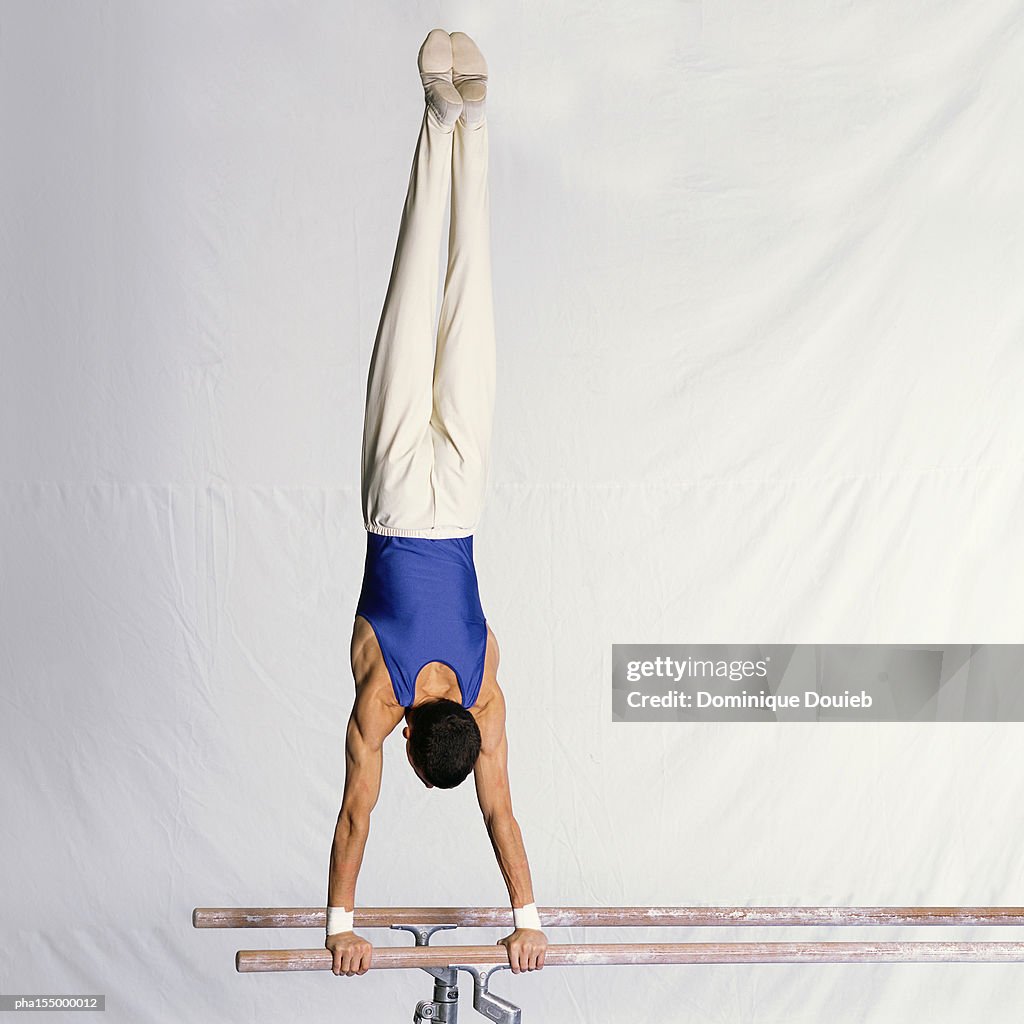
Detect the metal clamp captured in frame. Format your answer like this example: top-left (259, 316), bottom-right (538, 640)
top-left (412, 967), bottom-right (459, 1023)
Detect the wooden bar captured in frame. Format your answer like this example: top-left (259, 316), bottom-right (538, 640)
top-left (235, 941), bottom-right (1024, 972)
top-left (193, 906), bottom-right (1024, 930)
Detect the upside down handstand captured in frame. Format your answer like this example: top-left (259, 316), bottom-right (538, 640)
top-left (324, 29), bottom-right (548, 977)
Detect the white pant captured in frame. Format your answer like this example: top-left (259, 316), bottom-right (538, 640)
top-left (360, 108), bottom-right (496, 539)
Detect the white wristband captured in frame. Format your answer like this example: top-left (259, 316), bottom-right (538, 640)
top-left (326, 906), bottom-right (354, 935)
top-left (513, 903), bottom-right (542, 930)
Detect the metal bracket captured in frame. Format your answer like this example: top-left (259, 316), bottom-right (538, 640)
top-left (450, 964), bottom-right (520, 1024)
top-left (391, 923), bottom-right (459, 947)
top-left (391, 924), bottom-right (522, 1023)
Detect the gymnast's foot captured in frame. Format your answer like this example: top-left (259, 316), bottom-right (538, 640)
top-left (418, 28), bottom-right (463, 131)
top-left (450, 31), bottom-right (487, 129)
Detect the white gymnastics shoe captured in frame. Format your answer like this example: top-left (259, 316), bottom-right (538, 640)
top-left (450, 31), bottom-right (487, 129)
top-left (418, 29), bottom-right (463, 130)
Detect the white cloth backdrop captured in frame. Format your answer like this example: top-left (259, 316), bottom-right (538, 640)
top-left (3, 2), bottom-right (1024, 1022)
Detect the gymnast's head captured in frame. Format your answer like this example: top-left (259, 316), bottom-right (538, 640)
top-left (403, 698), bottom-right (482, 789)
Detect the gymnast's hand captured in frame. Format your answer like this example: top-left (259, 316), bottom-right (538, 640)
top-left (497, 927), bottom-right (547, 973)
top-left (325, 930), bottom-right (373, 976)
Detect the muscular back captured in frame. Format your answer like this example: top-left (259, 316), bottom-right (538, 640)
top-left (349, 614), bottom-right (504, 753)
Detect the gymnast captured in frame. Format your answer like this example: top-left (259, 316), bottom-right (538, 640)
top-left (324, 29), bottom-right (548, 978)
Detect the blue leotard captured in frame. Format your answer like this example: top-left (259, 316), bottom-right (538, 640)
top-left (354, 533), bottom-right (488, 709)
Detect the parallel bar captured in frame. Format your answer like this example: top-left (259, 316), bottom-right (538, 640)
top-left (236, 941), bottom-right (1024, 972)
top-left (193, 906), bottom-right (1024, 930)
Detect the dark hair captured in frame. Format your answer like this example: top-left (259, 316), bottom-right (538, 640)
top-left (407, 698), bottom-right (482, 789)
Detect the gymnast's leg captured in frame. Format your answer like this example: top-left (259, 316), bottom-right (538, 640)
top-left (430, 33), bottom-right (496, 535)
top-left (359, 30), bottom-right (462, 537)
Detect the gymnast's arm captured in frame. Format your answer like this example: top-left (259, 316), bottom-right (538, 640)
top-left (473, 682), bottom-right (548, 973)
top-left (324, 683), bottom-right (398, 976)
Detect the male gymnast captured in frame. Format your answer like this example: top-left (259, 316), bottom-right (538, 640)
top-left (324, 29), bottom-right (548, 978)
